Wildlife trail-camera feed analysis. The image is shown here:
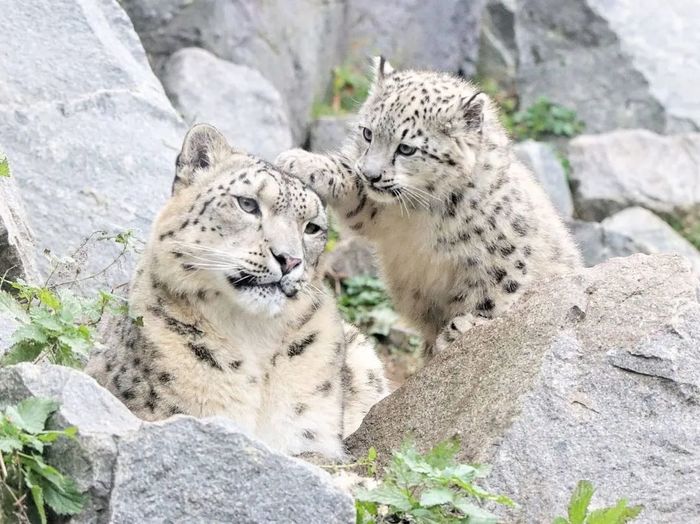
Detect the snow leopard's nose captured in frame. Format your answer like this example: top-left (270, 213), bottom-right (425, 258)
top-left (364, 169), bottom-right (382, 183)
top-left (271, 249), bottom-right (302, 275)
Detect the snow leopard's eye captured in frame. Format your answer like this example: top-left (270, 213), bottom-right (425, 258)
top-left (237, 196), bottom-right (259, 215)
top-left (397, 144), bottom-right (417, 156)
top-left (361, 127), bottom-right (373, 142)
top-left (304, 222), bottom-right (322, 235)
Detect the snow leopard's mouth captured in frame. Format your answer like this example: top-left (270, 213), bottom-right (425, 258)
top-left (226, 272), bottom-right (298, 298)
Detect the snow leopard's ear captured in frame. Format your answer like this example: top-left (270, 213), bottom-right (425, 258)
top-left (173, 124), bottom-right (230, 195)
top-left (371, 55), bottom-right (395, 84)
top-left (460, 91), bottom-right (487, 133)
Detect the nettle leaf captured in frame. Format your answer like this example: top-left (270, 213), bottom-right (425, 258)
top-left (568, 480), bottom-right (595, 524)
top-left (11, 323), bottom-right (49, 345)
top-left (24, 469), bottom-right (48, 524)
top-left (0, 155), bottom-right (9, 178)
top-left (355, 484), bottom-right (413, 512)
top-left (5, 397), bottom-right (58, 434)
top-left (42, 473), bottom-right (85, 515)
top-left (452, 498), bottom-right (499, 524)
top-left (586, 499), bottom-right (643, 524)
top-left (1, 342), bottom-right (44, 365)
top-left (0, 433), bottom-right (24, 453)
top-left (0, 289), bottom-right (29, 323)
top-left (419, 487), bottom-right (454, 507)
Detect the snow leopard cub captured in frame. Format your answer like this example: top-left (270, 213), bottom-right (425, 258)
top-left (277, 58), bottom-right (581, 355)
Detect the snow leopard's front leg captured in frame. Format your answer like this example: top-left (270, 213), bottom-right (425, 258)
top-left (276, 149), bottom-right (378, 233)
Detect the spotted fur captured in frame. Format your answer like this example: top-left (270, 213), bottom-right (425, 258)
top-left (277, 59), bottom-right (582, 355)
top-left (87, 124), bottom-right (387, 459)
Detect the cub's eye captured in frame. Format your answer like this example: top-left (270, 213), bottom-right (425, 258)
top-left (304, 222), bottom-right (322, 235)
top-left (397, 144), bottom-right (417, 156)
top-left (237, 196), bottom-right (259, 214)
top-left (361, 127), bottom-right (373, 142)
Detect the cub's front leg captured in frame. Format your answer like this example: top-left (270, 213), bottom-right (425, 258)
top-left (276, 149), bottom-right (377, 233)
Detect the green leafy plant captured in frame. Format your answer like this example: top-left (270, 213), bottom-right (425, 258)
top-left (355, 438), bottom-right (513, 523)
top-left (509, 97), bottom-right (585, 141)
top-left (664, 213), bottom-right (700, 251)
top-left (337, 275), bottom-right (398, 337)
top-left (0, 397), bottom-right (85, 523)
top-left (553, 480), bottom-right (642, 524)
top-left (0, 153), bottom-right (9, 178)
top-left (0, 231), bottom-right (138, 368)
top-left (314, 63), bottom-right (371, 117)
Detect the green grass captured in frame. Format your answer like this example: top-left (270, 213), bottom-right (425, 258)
top-left (313, 63), bottom-right (371, 117)
top-left (0, 153), bottom-right (9, 178)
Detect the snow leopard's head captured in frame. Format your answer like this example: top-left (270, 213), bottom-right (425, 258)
top-left (151, 124), bottom-right (328, 317)
top-left (350, 57), bottom-right (507, 205)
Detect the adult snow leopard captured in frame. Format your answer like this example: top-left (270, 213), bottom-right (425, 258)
top-left (87, 124), bottom-right (387, 459)
top-left (277, 58), bottom-right (581, 355)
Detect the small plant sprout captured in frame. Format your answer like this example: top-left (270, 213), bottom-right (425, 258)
top-left (553, 480), bottom-right (642, 524)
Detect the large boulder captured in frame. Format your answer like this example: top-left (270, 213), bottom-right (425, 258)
top-left (569, 130), bottom-right (700, 221)
top-left (513, 140), bottom-right (573, 218)
top-left (569, 220), bottom-right (647, 267)
top-left (514, 0), bottom-right (700, 133)
top-left (161, 47), bottom-right (292, 161)
top-left (343, 0), bottom-right (486, 76)
top-left (0, 364), bottom-right (355, 523)
top-left (0, 0), bottom-right (185, 285)
top-left (309, 115), bottom-right (356, 154)
top-left (120, 0), bottom-right (346, 143)
top-left (477, 0), bottom-right (517, 86)
top-left (346, 254), bottom-right (700, 523)
top-left (0, 172), bottom-right (37, 284)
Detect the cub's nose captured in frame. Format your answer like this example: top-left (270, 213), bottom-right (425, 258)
top-left (364, 170), bottom-right (382, 183)
top-left (271, 249), bottom-right (302, 275)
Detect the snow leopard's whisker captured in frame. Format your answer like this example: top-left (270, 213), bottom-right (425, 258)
top-left (401, 187), bottom-right (430, 211)
top-left (404, 184), bottom-right (441, 202)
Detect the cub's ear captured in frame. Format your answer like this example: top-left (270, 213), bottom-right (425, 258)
top-left (460, 91), bottom-right (487, 133)
top-left (173, 124), bottom-right (230, 195)
top-left (371, 55), bottom-right (395, 84)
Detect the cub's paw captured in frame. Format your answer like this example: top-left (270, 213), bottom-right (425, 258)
top-left (434, 314), bottom-right (488, 355)
top-left (275, 149), bottom-right (325, 184)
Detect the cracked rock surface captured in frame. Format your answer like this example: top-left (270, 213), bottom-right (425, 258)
top-left (346, 254), bottom-right (700, 523)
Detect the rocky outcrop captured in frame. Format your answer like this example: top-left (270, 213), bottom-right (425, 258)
top-left (309, 115), bottom-right (356, 154)
top-left (569, 220), bottom-right (647, 267)
top-left (568, 130), bottom-right (700, 221)
top-left (513, 0), bottom-right (700, 133)
top-left (161, 47), bottom-right (292, 161)
top-left (0, 0), bottom-right (185, 285)
top-left (343, 0), bottom-right (486, 76)
top-left (346, 254), bottom-right (700, 523)
top-left (513, 140), bottom-right (573, 218)
top-left (120, 0), bottom-right (345, 143)
top-left (0, 364), bottom-right (355, 524)
top-left (0, 174), bottom-right (37, 284)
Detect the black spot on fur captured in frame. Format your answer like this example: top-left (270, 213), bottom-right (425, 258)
top-left (288, 332), bottom-right (317, 357)
top-left (315, 381), bottom-right (332, 395)
top-left (503, 280), bottom-right (520, 293)
top-left (158, 372), bottom-right (172, 383)
top-left (229, 360), bottom-right (243, 370)
top-left (295, 403), bottom-right (308, 415)
top-left (188, 342), bottom-right (222, 370)
top-left (302, 430), bottom-right (316, 440)
top-left (476, 298), bottom-right (495, 312)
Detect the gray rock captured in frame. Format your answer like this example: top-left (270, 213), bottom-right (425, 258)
top-left (111, 417), bottom-right (354, 523)
top-left (346, 254), bottom-right (700, 523)
top-left (477, 0), bottom-right (517, 86)
top-left (343, 0), bottom-right (487, 76)
top-left (601, 207), bottom-right (700, 275)
top-left (0, 0), bottom-right (185, 286)
top-left (513, 140), bottom-right (573, 217)
top-left (568, 130), bottom-right (700, 221)
top-left (0, 364), bottom-right (355, 523)
top-left (309, 115), bottom-right (356, 154)
top-left (514, 0), bottom-right (700, 133)
top-left (569, 220), bottom-right (648, 267)
top-left (161, 48), bottom-right (292, 161)
top-left (325, 236), bottom-right (378, 279)
top-left (0, 171), bottom-right (37, 284)
top-left (121, 0), bottom-right (346, 143)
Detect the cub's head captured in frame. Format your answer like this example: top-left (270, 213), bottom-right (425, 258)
top-left (152, 124), bottom-right (328, 316)
top-left (350, 57), bottom-right (507, 204)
